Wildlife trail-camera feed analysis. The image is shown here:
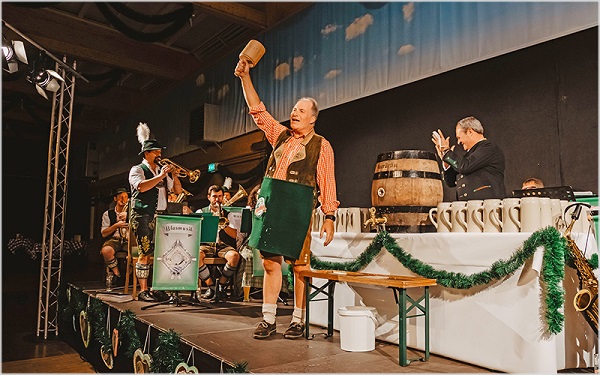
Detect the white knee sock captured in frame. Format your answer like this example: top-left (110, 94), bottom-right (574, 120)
top-left (291, 307), bottom-right (305, 324)
top-left (262, 303), bottom-right (277, 324)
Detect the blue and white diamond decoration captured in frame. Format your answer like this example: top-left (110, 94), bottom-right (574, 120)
top-left (159, 239), bottom-right (193, 279)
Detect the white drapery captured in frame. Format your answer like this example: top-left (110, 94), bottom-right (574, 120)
top-left (200, 2), bottom-right (597, 141)
top-left (307, 231), bottom-right (598, 373)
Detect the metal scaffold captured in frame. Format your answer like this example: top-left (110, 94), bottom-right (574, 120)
top-left (36, 58), bottom-right (77, 339)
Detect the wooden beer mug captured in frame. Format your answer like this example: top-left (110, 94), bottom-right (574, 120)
top-left (239, 40), bottom-right (265, 67)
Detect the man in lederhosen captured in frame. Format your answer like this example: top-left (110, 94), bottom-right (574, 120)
top-left (129, 123), bottom-right (183, 302)
top-left (99, 187), bottom-right (130, 286)
top-left (235, 59), bottom-right (339, 339)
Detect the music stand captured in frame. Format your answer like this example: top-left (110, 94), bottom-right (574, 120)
top-left (512, 185), bottom-right (576, 201)
top-left (142, 215), bottom-right (212, 310)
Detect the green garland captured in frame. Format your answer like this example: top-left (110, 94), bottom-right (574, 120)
top-left (118, 310), bottom-right (142, 359)
top-left (227, 361), bottom-right (249, 373)
top-left (310, 227), bottom-right (567, 334)
top-left (590, 253), bottom-right (599, 269)
top-left (89, 298), bottom-right (112, 353)
top-left (57, 284), bottom-right (70, 322)
top-left (152, 329), bottom-right (184, 373)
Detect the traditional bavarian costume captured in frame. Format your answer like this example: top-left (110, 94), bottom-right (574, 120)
top-left (100, 188), bottom-right (129, 271)
top-left (247, 101), bottom-right (339, 264)
top-left (129, 142), bottom-right (173, 280)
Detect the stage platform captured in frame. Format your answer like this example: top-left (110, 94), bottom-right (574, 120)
top-left (64, 281), bottom-right (494, 373)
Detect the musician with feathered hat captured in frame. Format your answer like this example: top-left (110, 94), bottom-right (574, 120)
top-left (128, 122), bottom-right (183, 302)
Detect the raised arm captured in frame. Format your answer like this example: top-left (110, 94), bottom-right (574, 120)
top-left (235, 59), bottom-right (260, 108)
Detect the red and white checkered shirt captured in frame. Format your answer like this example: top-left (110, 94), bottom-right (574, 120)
top-left (249, 102), bottom-right (340, 214)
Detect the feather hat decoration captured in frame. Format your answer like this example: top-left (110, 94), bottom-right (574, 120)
top-left (136, 122), bottom-right (163, 155)
top-left (137, 122), bottom-right (151, 146)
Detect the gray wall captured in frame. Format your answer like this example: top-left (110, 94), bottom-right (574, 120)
top-left (316, 28), bottom-right (598, 206)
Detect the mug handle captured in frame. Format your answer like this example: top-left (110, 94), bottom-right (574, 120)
top-left (490, 204), bottom-right (503, 229)
top-left (508, 206), bottom-right (521, 229)
top-left (440, 208), bottom-right (452, 229)
top-left (428, 208), bottom-right (438, 228)
top-left (473, 206), bottom-right (484, 229)
top-left (456, 207), bottom-right (468, 230)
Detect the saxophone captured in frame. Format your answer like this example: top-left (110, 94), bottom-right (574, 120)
top-left (564, 203), bottom-right (598, 333)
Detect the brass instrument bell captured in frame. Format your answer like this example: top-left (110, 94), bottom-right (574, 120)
top-left (219, 185), bottom-right (248, 229)
top-left (223, 184), bottom-right (248, 207)
top-left (175, 188), bottom-right (193, 203)
top-left (155, 157), bottom-right (201, 183)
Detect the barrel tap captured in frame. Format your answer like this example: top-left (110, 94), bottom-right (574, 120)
top-left (363, 207), bottom-right (387, 232)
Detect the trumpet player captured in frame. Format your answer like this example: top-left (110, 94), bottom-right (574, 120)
top-left (129, 123), bottom-right (183, 302)
top-left (195, 184), bottom-right (240, 301)
top-left (100, 188), bottom-right (130, 286)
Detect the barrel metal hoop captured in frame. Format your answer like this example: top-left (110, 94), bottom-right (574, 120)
top-left (384, 225), bottom-right (437, 233)
top-left (376, 206), bottom-right (435, 214)
top-left (377, 150), bottom-right (437, 162)
top-left (373, 170), bottom-right (441, 180)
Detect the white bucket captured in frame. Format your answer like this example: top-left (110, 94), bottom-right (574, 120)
top-left (337, 306), bottom-right (378, 352)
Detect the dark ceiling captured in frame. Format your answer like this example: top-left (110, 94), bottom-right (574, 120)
top-left (1, 2), bottom-right (310, 145)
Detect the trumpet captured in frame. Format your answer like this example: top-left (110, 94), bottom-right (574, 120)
top-left (219, 185), bottom-right (248, 229)
top-left (156, 157), bottom-right (200, 183)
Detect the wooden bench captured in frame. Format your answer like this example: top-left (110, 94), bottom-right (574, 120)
top-left (299, 269), bottom-right (436, 366)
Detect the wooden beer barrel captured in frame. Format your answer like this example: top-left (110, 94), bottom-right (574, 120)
top-left (371, 150), bottom-right (443, 233)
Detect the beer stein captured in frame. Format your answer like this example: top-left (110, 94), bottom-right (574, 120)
top-left (550, 199), bottom-right (562, 229)
top-left (450, 201), bottom-right (468, 233)
top-left (557, 200), bottom-right (570, 232)
top-left (312, 209), bottom-right (323, 232)
top-left (466, 200), bottom-right (484, 233)
top-left (519, 197), bottom-right (542, 232)
top-left (360, 208), bottom-right (371, 232)
top-left (239, 40), bottom-right (266, 67)
top-left (501, 198), bottom-right (520, 232)
top-left (429, 202), bottom-right (452, 232)
top-left (539, 197), bottom-right (553, 228)
top-left (336, 208), bottom-right (348, 233)
top-left (483, 199), bottom-right (502, 233)
top-left (346, 208), bottom-right (362, 233)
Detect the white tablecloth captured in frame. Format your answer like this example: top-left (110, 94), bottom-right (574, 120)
top-left (308, 231), bottom-right (598, 373)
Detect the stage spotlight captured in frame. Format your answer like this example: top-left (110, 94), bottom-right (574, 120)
top-left (2, 38), bottom-right (28, 74)
top-left (27, 53), bottom-right (64, 100)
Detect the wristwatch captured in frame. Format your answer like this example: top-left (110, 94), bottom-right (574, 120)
top-left (324, 214), bottom-right (336, 222)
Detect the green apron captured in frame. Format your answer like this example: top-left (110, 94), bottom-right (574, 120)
top-left (248, 177), bottom-right (314, 259)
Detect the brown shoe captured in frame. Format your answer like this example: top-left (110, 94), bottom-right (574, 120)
top-left (253, 320), bottom-right (276, 339)
top-left (284, 322), bottom-right (305, 339)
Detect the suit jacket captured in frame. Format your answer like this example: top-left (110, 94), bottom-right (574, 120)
top-left (442, 139), bottom-right (506, 200)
